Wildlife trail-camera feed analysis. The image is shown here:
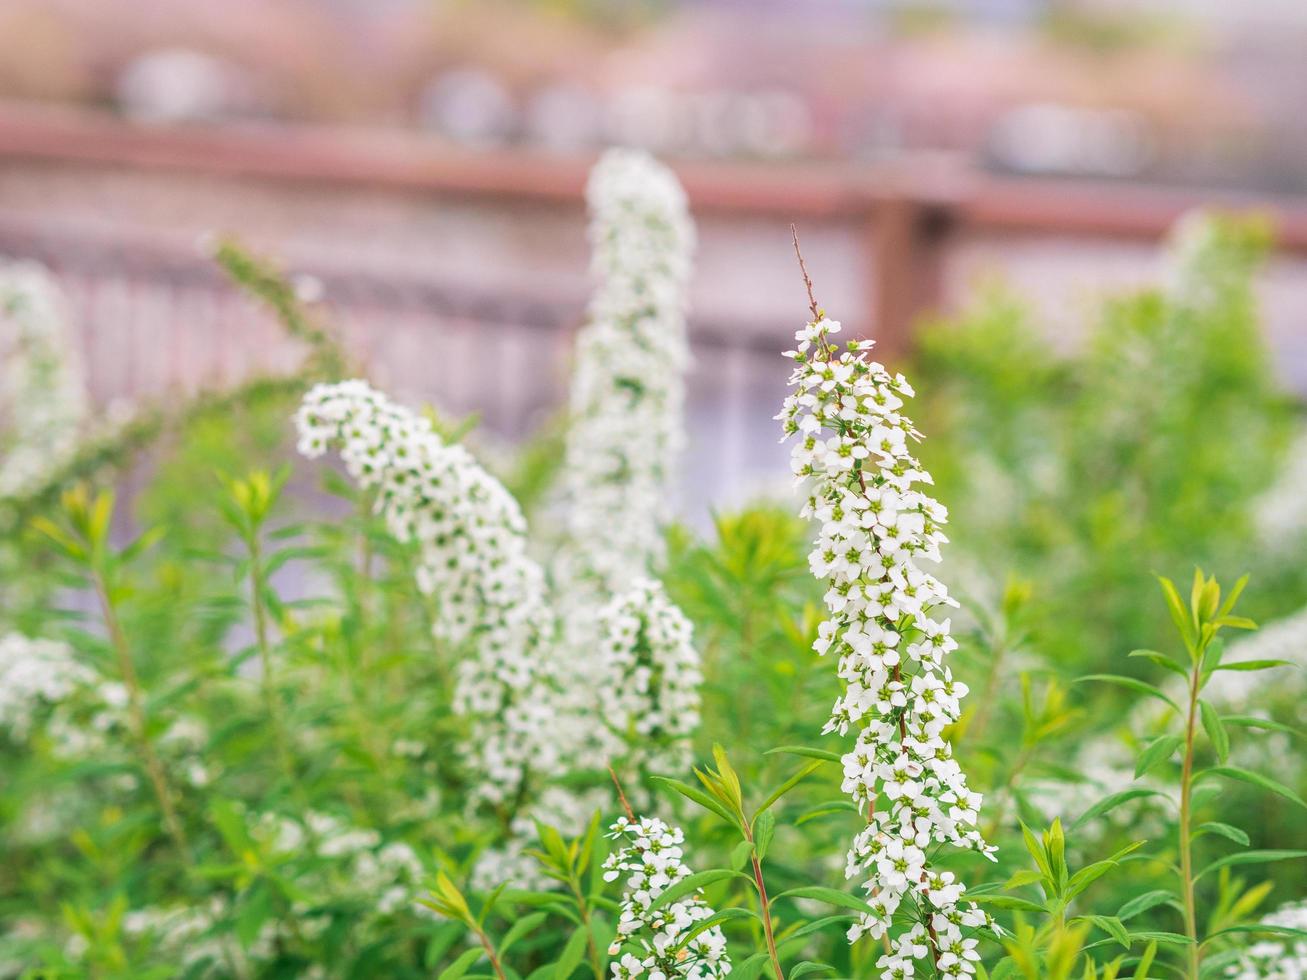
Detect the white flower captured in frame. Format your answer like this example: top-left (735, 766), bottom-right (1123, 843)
top-left (595, 578), bottom-right (703, 777)
top-left (779, 315), bottom-right (994, 971)
top-left (295, 380), bottom-right (565, 807)
top-left (1225, 899), bottom-right (1307, 979)
top-left (0, 261), bottom-right (87, 499)
top-left (604, 816), bottom-right (731, 979)
top-left (558, 148), bottom-right (695, 598)
top-left (0, 633), bottom-right (94, 739)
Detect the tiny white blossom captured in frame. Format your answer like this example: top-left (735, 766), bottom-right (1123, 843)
top-left (0, 261), bottom-right (87, 499)
top-left (779, 314), bottom-right (994, 972)
top-left (604, 816), bottom-right (731, 979)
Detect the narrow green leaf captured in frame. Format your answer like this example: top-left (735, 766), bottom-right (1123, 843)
top-left (1076, 675), bottom-right (1180, 713)
top-left (651, 777), bottom-right (740, 828)
top-left (1135, 735), bottom-right (1183, 778)
top-left (439, 948), bottom-right (484, 980)
top-left (1214, 659), bottom-right (1293, 672)
top-left (788, 963), bottom-right (835, 980)
top-left (764, 745), bottom-right (842, 764)
top-left (968, 895), bottom-right (1046, 914)
top-left (1196, 850), bottom-right (1307, 881)
top-left (1204, 924), bottom-right (1307, 943)
top-left (730, 953), bottom-right (774, 980)
top-left (647, 869), bottom-right (753, 914)
top-left (1128, 649), bottom-right (1188, 678)
top-left (730, 840), bottom-right (754, 870)
top-left (1131, 940), bottom-right (1157, 980)
top-left (1199, 767), bottom-right (1307, 811)
top-left (499, 912), bottom-right (547, 955)
top-left (552, 927), bottom-right (590, 980)
top-left (795, 800), bottom-right (858, 826)
top-left (1222, 716), bottom-right (1303, 738)
top-left (1085, 915), bottom-right (1130, 949)
top-left (1073, 789), bottom-right (1165, 829)
top-left (753, 810), bottom-right (776, 861)
top-left (1116, 890), bottom-right (1174, 922)
top-left (671, 907), bottom-right (756, 950)
top-left (773, 886), bottom-right (875, 915)
top-left (1199, 701), bottom-right (1229, 763)
top-left (1194, 822), bottom-right (1249, 847)
top-left (781, 914), bottom-right (857, 942)
top-left (756, 760), bottom-right (825, 816)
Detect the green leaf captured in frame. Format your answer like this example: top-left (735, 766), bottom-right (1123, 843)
top-left (764, 745), bottom-right (842, 764)
top-left (756, 760), bottom-right (825, 815)
top-left (753, 810), bottom-right (776, 861)
top-left (1004, 869), bottom-right (1045, 890)
top-left (1205, 924), bottom-right (1307, 943)
top-left (1128, 649), bottom-right (1188, 678)
top-left (795, 800), bottom-right (858, 826)
top-left (439, 948), bottom-right (484, 980)
top-left (782, 914), bottom-right (857, 941)
top-left (730, 840), bottom-right (754, 870)
top-left (1199, 767), bottom-right (1307, 810)
top-left (647, 870), bottom-right (753, 914)
top-left (1073, 789), bottom-right (1165, 829)
top-left (1134, 735), bottom-right (1183, 778)
top-left (1222, 716), bottom-right (1303, 738)
top-left (773, 886), bottom-right (875, 915)
top-left (671, 907), bottom-right (757, 950)
top-left (1214, 659), bottom-right (1293, 672)
top-left (1196, 850), bottom-right (1307, 881)
top-left (968, 895), bottom-right (1046, 914)
top-left (552, 927), bottom-right (590, 980)
top-left (1076, 675), bottom-right (1180, 713)
top-left (1195, 822), bottom-right (1249, 847)
top-left (1199, 700), bottom-right (1229, 763)
top-left (500, 912), bottom-right (547, 955)
top-left (1125, 931), bottom-right (1193, 945)
top-left (1116, 890), bottom-right (1174, 922)
top-left (1084, 915), bottom-right (1130, 949)
top-left (1066, 841), bottom-right (1143, 901)
top-left (1157, 576), bottom-right (1195, 647)
top-left (730, 953), bottom-right (774, 980)
top-left (1132, 940), bottom-right (1157, 980)
top-left (651, 777), bottom-right (740, 828)
top-left (788, 963), bottom-right (835, 980)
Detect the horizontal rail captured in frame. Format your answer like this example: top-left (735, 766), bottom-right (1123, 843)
top-left (4, 101), bottom-right (1307, 249)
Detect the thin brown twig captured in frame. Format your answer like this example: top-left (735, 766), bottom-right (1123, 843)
top-left (791, 224), bottom-right (821, 323)
top-left (608, 765), bottom-right (636, 821)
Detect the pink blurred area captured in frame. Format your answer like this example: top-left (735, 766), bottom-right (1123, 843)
top-left (2, 0), bottom-right (1307, 505)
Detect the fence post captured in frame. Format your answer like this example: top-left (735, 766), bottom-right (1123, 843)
top-left (862, 195), bottom-right (949, 362)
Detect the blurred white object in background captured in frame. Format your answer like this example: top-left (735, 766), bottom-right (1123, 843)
top-left (116, 47), bottom-right (255, 124)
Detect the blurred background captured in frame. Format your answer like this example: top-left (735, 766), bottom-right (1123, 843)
top-left (3, 0), bottom-right (1307, 510)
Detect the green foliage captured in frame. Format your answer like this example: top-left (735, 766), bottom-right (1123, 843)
top-left (1, 214), bottom-right (1305, 977)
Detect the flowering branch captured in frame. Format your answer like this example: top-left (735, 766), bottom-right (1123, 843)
top-left (778, 257), bottom-right (995, 977)
top-left (296, 380), bottom-right (562, 810)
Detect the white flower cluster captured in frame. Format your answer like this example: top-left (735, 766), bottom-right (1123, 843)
top-left (778, 317), bottom-right (994, 974)
top-left (251, 808), bottom-right (428, 915)
top-left (603, 816), bottom-right (731, 979)
top-left (121, 900), bottom-right (280, 977)
top-left (295, 380), bottom-right (563, 806)
top-left (1226, 900), bottom-right (1307, 979)
top-left (559, 147), bottom-right (695, 596)
top-left (0, 633), bottom-right (94, 740)
top-left (596, 578), bottom-right (702, 778)
top-left (0, 260), bottom-right (87, 498)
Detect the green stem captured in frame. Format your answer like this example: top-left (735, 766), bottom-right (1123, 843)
top-left (91, 570), bottom-right (190, 862)
top-left (1179, 662), bottom-right (1203, 979)
top-left (247, 534), bottom-right (299, 795)
top-left (572, 884), bottom-right (605, 980)
top-left (473, 925), bottom-right (507, 980)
